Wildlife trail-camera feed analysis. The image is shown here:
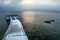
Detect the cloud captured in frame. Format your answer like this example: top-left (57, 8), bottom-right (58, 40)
top-left (17, 0), bottom-right (60, 6)
top-left (3, 0), bottom-right (12, 5)
top-left (20, 0), bottom-right (35, 5)
top-left (0, 0), bottom-right (1, 3)
top-left (0, 0), bottom-right (22, 6)
top-left (34, 0), bottom-right (60, 5)
top-left (0, 0), bottom-right (60, 11)
top-left (0, 0), bottom-right (60, 5)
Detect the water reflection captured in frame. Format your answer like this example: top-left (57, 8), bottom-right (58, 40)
top-left (22, 12), bottom-right (35, 24)
top-left (21, 11), bottom-right (60, 40)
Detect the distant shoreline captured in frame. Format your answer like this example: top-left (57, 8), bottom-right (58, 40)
top-left (0, 10), bottom-right (60, 13)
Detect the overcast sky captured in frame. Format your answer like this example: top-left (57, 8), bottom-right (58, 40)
top-left (0, 0), bottom-right (60, 11)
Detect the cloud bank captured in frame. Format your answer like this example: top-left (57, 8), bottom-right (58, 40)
top-left (0, 0), bottom-right (60, 11)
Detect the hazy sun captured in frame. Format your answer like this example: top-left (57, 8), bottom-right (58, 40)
top-left (20, 0), bottom-right (57, 5)
top-left (21, 0), bottom-right (35, 5)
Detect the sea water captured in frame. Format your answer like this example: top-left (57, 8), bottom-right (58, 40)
top-left (0, 11), bottom-right (60, 40)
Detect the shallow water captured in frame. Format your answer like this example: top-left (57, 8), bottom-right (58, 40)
top-left (0, 11), bottom-right (60, 40)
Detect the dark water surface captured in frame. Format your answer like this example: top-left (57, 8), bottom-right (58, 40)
top-left (0, 11), bottom-right (60, 40)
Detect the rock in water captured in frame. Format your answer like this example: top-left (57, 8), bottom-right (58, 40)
top-left (50, 20), bottom-right (55, 22)
top-left (44, 21), bottom-right (51, 24)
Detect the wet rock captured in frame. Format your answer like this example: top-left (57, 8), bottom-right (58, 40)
top-left (44, 20), bottom-right (55, 24)
top-left (50, 20), bottom-right (55, 22)
top-left (44, 21), bottom-right (51, 24)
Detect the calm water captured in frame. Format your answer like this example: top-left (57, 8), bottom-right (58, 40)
top-left (0, 11), bottom-right (60, 40)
